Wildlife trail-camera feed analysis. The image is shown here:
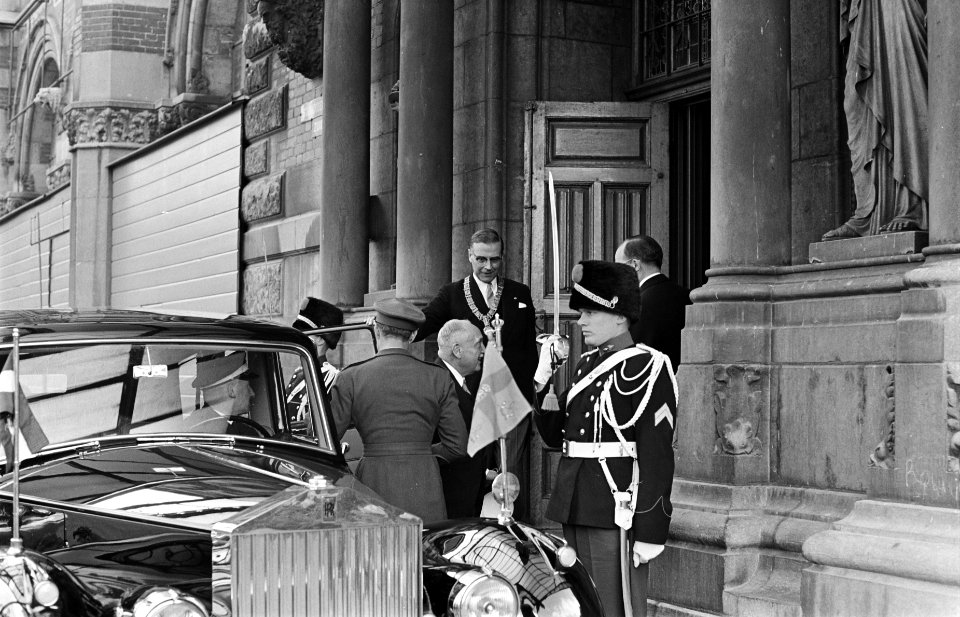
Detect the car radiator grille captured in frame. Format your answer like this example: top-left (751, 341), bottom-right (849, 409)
top-left (223, 483), bottom-right (422, 617)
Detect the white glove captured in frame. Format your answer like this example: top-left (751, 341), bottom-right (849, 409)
top-left (534, 334), bottom-right (569, 385)
top-left (632, 541), bottom-right (665, 566)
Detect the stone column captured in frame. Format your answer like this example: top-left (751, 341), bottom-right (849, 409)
top-left (395, 0), bottom-right (453, 298)
top-left (711, 0), bottom-right (792, 267)
top-left (928, 1), bottom-right (960, 246)
top-left (318, 0), bottom-right (371, 305)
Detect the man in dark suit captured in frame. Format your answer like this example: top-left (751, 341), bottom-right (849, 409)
top-left (415, 228), bottom-right (538, 520)
top-left (615, 235), bottom-right (692, 371)
top-left (435, 319), bottom-right (486, 518)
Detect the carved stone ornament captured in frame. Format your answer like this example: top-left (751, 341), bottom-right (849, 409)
top-left (947, 363), bottom-right (960, 474)
top-left (257, 0), bottom-right (324, 79)
top-left (869, 365), bottom-right (896, 469)
top-left (64, 106), bottom-right (159, 146)
top-left (45, 160), bottom-right (71, 191)
top-left (713, 365), bottom-right (764, 455)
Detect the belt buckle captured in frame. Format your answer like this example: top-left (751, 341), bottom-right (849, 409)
top-left (562, 441), bottom-right (570, 456)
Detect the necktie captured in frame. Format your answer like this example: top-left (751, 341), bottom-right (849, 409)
top-left (485, 284), bottom-right (495, 308)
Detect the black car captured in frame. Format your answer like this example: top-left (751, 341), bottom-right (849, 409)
top-left (0, 309), bottom-right (602, 617)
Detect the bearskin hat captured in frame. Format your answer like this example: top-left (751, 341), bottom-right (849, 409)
top-left (293, 297), bottom-right (345, 349)
top-left (569, 260), bottom-right (641, 322)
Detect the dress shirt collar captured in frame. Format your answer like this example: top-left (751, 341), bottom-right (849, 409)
top-left (441, 359), bottom-right (467, 389)
top-left (472, 274), bottom-right (498, 299)
top-left (638, 272), bottom-right (660, 288)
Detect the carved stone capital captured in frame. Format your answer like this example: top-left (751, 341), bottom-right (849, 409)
top-left (257, 0), bottom-right (323, 79)
top-left (713, 364), bottom-right (765, 456)
top-left (64, 106), bottom-right (158, 146)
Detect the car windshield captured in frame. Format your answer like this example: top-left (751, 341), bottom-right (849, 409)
top-left (0, 342), bottom-right (332, 458)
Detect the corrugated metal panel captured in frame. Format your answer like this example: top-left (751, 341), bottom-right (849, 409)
top-left (110, 107), bottom-right (242, 313)
top-left (0, 189), bottom-right (71, 309)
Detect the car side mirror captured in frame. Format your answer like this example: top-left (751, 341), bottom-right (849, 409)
top-left (341, 441), bottom-right (350, 455)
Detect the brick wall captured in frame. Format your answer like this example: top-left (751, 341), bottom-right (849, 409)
top-left (80, 4), bottom-right (167, 54)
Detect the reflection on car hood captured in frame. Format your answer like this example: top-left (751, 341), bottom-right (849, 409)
top-left (1, 441), bottom-right (306, 526)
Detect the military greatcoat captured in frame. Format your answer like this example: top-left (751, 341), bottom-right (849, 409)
top-left (329, 348), bottom-right (468, 523)
top-left (535, 331), bottom-right (678, 544)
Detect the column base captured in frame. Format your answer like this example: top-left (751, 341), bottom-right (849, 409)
top-left (802, 500), bottom-right (960, 617)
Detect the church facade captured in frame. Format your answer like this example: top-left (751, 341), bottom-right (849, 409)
top-left (0, 1), bottom-right (957, 614)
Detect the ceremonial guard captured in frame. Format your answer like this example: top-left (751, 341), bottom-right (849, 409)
top-left (285, 297), bottom-right (344, 425)
top-left (329, 298), bottom-right (468, 523)
top-left (534, 261), bottom-right (678, 617)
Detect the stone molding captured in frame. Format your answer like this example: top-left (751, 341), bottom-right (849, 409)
top-left (869, 365), bottom-right (896, 469)
top-left (802, 499), bottom-right (960, 587)
top-left (257, 0), bottom-right (324, 79)
top-left (713, 364), bottom-right (764, 456)
top-left (948, 363), bottom-right (960, 473)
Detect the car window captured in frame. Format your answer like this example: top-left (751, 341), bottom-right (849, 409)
top-left (0, 342), bottom-right (333, 459)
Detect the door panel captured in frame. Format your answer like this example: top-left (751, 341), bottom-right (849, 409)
top-left (524, 102), bottom-right (668, 528)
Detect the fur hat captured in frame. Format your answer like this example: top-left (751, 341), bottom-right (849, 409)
top-left (293, 297), bottom-right (345, 349)
top-left (569, 260), bottom-right (641, 322)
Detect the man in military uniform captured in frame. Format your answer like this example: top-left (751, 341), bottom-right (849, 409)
top-left (329, 298), bottom-right (468, 523)
top-left (285, 297), bottom-right (344, 425)
top-left (534, 261), bottom-right (678, 617)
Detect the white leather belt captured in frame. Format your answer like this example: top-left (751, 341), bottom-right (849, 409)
top-left (562, 440), bottom-right (636, 458)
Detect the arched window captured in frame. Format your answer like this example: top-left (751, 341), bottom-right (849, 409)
top-left (21, 58), bottom-right (61, 194)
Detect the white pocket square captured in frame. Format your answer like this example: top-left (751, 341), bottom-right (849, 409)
top-left (518, 302), bottom-right (527, 308)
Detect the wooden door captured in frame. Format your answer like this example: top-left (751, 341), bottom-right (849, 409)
top-left (523, 101), bottom-right (668, 528)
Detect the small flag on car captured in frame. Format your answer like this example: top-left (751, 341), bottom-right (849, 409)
top-left (1, 354), bottom-right (51, 454)
top-left (468, 341), bottom-right (532, 457)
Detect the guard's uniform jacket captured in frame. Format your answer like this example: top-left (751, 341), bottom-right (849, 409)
top-left (284, 360), bottom-right (338, 424)
top-left (535, 331), bottom-right (678, 544)
top-left (329, 348), bottom-right (468, 523)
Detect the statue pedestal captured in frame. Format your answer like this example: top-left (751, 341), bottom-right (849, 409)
top-left (809, 231), bottom-right (928, 263)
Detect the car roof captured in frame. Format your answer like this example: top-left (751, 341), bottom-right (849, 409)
top-left (0, 308), bottom-right (309, 347)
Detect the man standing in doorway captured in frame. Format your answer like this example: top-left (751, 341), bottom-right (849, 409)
top-left (615, 235), bottom-right (692, 371)
top-left (416, 228), bottom-right (538, 520)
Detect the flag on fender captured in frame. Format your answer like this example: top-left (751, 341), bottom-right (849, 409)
top-left (468, 341), bottom-right (533, 457)
top-left (1, 353), bottom-right (51, 454)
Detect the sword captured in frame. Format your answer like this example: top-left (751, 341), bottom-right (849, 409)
top-left (539, 172), bottom-right (563, 412)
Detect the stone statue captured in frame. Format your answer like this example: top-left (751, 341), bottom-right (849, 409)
top-left (822, 0), bottom-right (928, 241)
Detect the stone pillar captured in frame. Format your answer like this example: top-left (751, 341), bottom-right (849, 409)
top-left (711, 0), bottom-right (791, 267)
top-left (318, 0), bottom-right (371, 305)
top-left (395, 0), bottom-right (453, 298)
top-left (928, 1), bottom-right (960, 246)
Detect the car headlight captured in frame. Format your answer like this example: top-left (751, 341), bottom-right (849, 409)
top-left (449, 573), bottom-right (520, 617)
top-left (131, 588), bottom-right (209, 617)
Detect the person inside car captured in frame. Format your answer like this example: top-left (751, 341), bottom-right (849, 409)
top-left (189, 351), bottom-right (260, 436)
